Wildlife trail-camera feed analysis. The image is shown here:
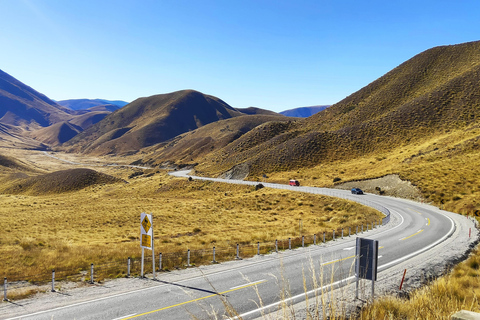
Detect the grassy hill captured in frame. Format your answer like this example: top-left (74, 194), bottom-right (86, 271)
top-left (63, 90), bottom-right (245, 155)
top-left (0, 168), bottom-right (123, 195)
top-left (193, 41), bottom-right (480, 178)
top-left (142, 114), bottom-right (294, 167)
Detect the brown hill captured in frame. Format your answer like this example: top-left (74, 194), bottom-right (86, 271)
top-left (0, 69), bottom-right (72, 129)
top-left (0, 154), bottom-right (32, 172)
top-left (142, 114), bottom-right (294, 166)
top-left (64, 90), bottom-right (244, 155)
top-left (193, 40), bottom-right (480, 176)
top-left (0, 168), bottom-right (123, 195)
top-left (29, 121), bottom-right (83, 146)
top-left (68, 111), bottom-right (110, 130)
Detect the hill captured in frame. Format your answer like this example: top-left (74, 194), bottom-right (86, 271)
top-left (193, 40), bottom-right (480, 176)
top-left (142, 114), bottom-right (294, 167)
top-left (57, 99), bottom-right (128, 111)
top-left (279, 105), bottom-right (330, 117)
top-left (0, 69), bottom-right (72, 128)
top-left (64, 90), bottom-right (245, 155)
top-left (236, 107), bottom-right (280, 116)
top-left (28, 121), bottom-right (83, 146)
top-left (0, 168), bottom-right (123, 195)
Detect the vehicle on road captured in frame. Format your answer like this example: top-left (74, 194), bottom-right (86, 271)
top-left (351, 187), bottom-right (364, 194)
top-left (289, 179), bottom-right (300, 186)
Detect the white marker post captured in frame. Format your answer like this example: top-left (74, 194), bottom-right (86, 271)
top-left (140, 212), bottom-right (155, 279)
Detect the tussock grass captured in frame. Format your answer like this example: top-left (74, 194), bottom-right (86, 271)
top-left (359, 247), bottom-right (480, 319)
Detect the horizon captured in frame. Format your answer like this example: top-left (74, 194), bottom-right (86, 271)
top-left (1, 0), bottom-right (480, 112)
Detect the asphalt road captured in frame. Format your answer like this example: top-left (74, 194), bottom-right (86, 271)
top-left (3, 171), bottom-right (462, 320)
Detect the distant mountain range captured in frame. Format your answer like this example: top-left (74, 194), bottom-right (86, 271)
top-left (56, 99), bottom-right (128, 111)
top-left (63, 90), bottom-right (289, 155)
top-left (279, 105), bottom-right (330, 117)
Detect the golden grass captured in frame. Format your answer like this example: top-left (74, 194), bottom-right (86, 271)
top-left (0, 171), bottom-right (382, 283)
top-left (359, 247), bottom-right (480, 319)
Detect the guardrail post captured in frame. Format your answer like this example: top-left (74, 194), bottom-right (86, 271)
top-left (349, 227), bottom-right (351, 237)
top-left (302, 236), bottom-right (304, 248)
top-left (341, 228), bottom-right (344, 239)
top-left (213, 247), bottom-right (216, 263)
top-left (288, 238), bottom-right (291, 250)
top-left (333, 230), bottom-right (335, 241)
top-left (236, 244), bottom-right (240, 259)
top-left (51, 270), bottom-right (55, 292)
top-left (257, 242), bottom-right (260, 255)
top-left (314, 234), bottom-right (316, 245)
top-left (159, 253), bottom-right (162, 270)
top-left (3, 277), bottom-right (7, 301)
top-left (356, 225), bottom-right (358, 235)
top-left (323, 232), bottom-right (326, 243)
top-left (275, 239), bottom-right (278, 253)
top-left (90, 263), bottom-right (94, 284)
top-left (362, 224), bottom-right (364, 233)
top-left (187, 249), bottom-right (191, 266)
top-left (127, 257), bottom-right (131, 276)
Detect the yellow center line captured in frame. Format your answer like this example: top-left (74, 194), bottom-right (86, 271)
top-left (400, 229), bottom-right (424, 241)
top-left (121, 280), bottom-right (267, 319)
top-left (408, 208), bottom-right (422, 215)
top-left (426, 218), bottom-right (431, 226)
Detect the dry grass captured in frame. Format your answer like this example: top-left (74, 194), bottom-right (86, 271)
top-left (0, 169), bottom-right (382, 282)
top-left (359, 247), bottom-right (480, 319)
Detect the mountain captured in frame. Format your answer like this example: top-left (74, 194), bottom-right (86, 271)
top-left (63, 90), bottom-right (245, 155)
top-left (57, 99), bottom-right (128, 111)
top-left (279, 105), bottom-right (330, 118)
top-left (142, 114), bottom-right (294, 167)
top-left (0, 69), bottom-right (72, 129)
top-left (192, 40), bottom-right (480, 176)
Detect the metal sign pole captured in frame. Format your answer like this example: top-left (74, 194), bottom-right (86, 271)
top-left (372, 240), bottom-right (377, 301)
top-left (141, 247), bottom-right (144, 278)
top-left (151, 213), bottom-right (156, 280)
top-left (355, 237), bottom-right (360, 299)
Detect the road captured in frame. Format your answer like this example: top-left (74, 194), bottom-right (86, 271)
top-left (2, 170), bottom-right (472, 320)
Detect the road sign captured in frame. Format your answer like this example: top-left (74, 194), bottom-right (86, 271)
top-left (140, 212), bottom-right (153, 250)
top-left (356, 237), bottom-right (378, 281)
top-left (355, 237), bottom-right (378, 301)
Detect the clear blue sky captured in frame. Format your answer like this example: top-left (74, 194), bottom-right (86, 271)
top-left (1, 0), bottom-right (479, 112)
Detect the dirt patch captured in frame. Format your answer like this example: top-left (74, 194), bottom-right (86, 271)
top-left (218, 162), bottom-right (249, 180)
top-left (335, 174), bottom-right (424, 201)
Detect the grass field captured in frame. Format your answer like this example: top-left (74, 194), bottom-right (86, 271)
top-left (0, 163), bottom-right (382, 283)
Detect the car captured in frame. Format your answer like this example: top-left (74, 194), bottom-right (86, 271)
top-left (289, 179), bottom-right (300, 186)
top-left (351, 188), bottom-right (363, 194)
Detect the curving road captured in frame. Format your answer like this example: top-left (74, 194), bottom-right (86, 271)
top-left (2, 170), bottom-right (474, 320)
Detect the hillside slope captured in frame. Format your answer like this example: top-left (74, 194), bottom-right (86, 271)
top-left (0, 69), bottom-right (72, 128)
top-left (64, 90), bottom-right (244, 155)
top-left (194, 41), bottom-right (480, 176)
top-left (142, 114), bottom-right (294, 166)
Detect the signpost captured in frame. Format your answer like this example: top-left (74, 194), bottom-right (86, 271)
top-left (140, 212), bottom-right (155, 279)
top-left (355, 237), bottom-right (378, 301)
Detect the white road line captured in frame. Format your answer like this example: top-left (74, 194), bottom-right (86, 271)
top-left (229, 279), bottom-right (265, 290)
top-left (343, 247), bottom-right (355, 251)
top-left (112, 314), bottom-right (137, 320)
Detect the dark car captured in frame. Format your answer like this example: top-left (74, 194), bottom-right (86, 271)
top-left (351, 188), bottom-right (363, 195)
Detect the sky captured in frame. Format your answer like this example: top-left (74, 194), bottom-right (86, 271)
top-left (1, 0), bottom-right (479, 112)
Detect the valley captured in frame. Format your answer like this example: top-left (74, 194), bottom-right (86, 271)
top-left (1, 40), bottom-right (480, 318)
